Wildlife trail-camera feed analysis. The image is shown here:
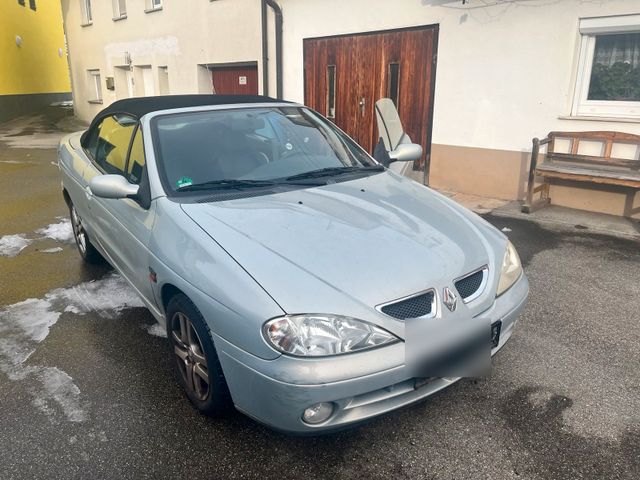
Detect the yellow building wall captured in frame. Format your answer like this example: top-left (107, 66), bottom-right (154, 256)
top-left (0, 0), bottom-right (71, 95)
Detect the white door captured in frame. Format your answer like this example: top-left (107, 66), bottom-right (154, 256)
top-left (142, 67), bottom-right (155, 96)
top-left (115, 68), bottom-right (134, 99)
top-left (125, 69), bottom-right (134, 97)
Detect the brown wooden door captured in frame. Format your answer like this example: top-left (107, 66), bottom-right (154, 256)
top-left (211, 65), bottom-right (259, 95)
top-left (304, 26), bottom-right (438, 169)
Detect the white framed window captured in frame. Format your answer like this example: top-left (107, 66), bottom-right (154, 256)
top-left (572, 14), bottom-right (640, 119)
top-left (80, 0), bottom-right (92, 25)
top-left (145, 0), bottom-right (162, 12)
top-left (112, 0), bottom-right (126, 19)
top-left (87, 69), bottom-right (102, 103)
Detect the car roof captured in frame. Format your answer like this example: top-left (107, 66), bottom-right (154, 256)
top-left (96, 94), bottom-right (287, 119)
top-left (81, 94), bottom-right (289, 147)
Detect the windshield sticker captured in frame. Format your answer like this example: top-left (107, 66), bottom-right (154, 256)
top-left (176, 177), bottom-right (193, 189)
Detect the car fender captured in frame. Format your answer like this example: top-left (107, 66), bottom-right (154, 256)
top-left (149, 197), bottom-right (285, 360)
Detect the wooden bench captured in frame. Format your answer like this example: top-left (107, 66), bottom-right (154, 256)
top-left (522, 131), bottom-right (640, 213)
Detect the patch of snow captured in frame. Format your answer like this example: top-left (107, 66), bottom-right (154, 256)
top-left (0, 160), bottom-right (26, 164)
top-left (32, 393), bottom-right (55, 418)
top-left (4, 297), bottom-right (62, 343)
top-left (0, 338), bottom-right (35, 368)
top-left (0, 218), bottom-right (74, 258)
top-left (31, 367), bottom-right (87, 422)
top-left (56, 274), bottom-right (145, 317)
top-left (0, 273), bottom-right (142, 366)
top-left (501, 227), bottom-right (512, 232)
top-left (36, 219), bottom-right (74, 243)
top-left (0, 234), bottom-right (33, 257)
top-left (12, 365), bottom-right (87, 422)
top-left (147, 323), bottom-right (167, 338)
top-left (0, 273), bottom-right (144, 422)
top-left (41, 247), bottom-right (63, 254)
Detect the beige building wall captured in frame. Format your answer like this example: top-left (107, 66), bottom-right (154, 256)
top-left (276, 0), bottom-right (640, 218)
top-left (62, 0), bottom-right (264, 123)
top-left (62, 0), bottom-right (640, 218)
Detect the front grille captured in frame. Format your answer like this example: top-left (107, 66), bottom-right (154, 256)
top-left (454, 268), bottom-right (485, 300)
top-left (380, 291), bottom-right (434, 320)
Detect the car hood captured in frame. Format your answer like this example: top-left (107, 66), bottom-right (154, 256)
top-left (181, 171), bottom-right (505, 328)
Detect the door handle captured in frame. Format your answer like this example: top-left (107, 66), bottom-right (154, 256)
top-left (359, 97), bottom-right (366, 117)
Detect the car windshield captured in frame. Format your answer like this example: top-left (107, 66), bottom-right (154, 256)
top-left (152, 106), bottom-right (380, 194)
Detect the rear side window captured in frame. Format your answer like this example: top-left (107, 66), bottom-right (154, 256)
top-left (87, 114), bottom-right (137, 175)
top-left (126, 127), bottom-right (145, 184)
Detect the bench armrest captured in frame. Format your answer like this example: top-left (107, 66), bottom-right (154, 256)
top-left (525, 136), bottom-right (550, 207)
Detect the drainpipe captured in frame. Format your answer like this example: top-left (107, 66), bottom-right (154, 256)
top-left (261, 0), bottom-right (283, 99)
top-left (261, 0), bottom-right (268, 95)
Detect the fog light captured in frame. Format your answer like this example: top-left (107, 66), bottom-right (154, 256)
top-left (302, 402), bottom-right (334, 424)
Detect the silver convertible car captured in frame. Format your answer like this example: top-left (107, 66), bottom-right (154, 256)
top-left (58, 95), bottom-right (528, 433)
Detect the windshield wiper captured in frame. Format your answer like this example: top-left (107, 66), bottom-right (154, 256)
top-left (284, 165), bottom-right (384, 181)
top-left (176, 166), bottom-right (384, 192)
top-left (176, 179), bottom-right (277, 192)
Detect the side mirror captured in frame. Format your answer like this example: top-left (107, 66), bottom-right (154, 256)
top-left (389, 143), bottom-right (423, 163)
top-left (374, 97), bottom-right (424, 168)
top-left (375, 98), bottom-right (405, 152)
top-left (90, 174), bottom-right (139, 199)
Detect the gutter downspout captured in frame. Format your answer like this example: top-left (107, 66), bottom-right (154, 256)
top-left (261, 0), bottom-right (268, 96)
top-left (261, 0), bottom-right (283, 99)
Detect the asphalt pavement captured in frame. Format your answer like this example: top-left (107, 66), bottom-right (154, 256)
top-left (0, 110), bottom-right (638, 480)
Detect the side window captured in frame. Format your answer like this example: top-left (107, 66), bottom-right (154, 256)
top-left (83, 125), bottom-right (100, 160)
top-left (91, 115), bottom-right (137, 175)
top-left (126, 126), bottom-right (145, 184)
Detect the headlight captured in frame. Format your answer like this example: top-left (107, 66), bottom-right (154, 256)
top-left (263, 314), bottom-right (399, 357)
top-left (496, 241), bottom-right (523, 296)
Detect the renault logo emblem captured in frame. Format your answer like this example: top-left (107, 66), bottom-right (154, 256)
top-left (443, 287), bottom-right (457, 312)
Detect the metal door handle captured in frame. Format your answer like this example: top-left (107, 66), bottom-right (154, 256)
top-left (359, 97), bottom-right (366, 117)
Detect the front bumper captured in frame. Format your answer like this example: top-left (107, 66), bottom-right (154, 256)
top-left (215, 274), bottom-right (529, 434)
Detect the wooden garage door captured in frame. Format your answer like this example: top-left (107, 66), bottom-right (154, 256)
top-left (304, 25), bottom-right (438, 170)
top-left (211, 65), bottom-right (258, 95)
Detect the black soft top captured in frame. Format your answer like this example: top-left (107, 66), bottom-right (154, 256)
top-left (96, 94), bottom-right (285, 119)
top-left (81, 94), bottom-right (287, 146)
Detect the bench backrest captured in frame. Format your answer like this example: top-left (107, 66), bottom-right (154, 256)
top-left (546, 131), bottom-right (640, 171)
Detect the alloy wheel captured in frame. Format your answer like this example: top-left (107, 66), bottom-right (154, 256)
top-left (171, 312), bottom-right (210, 401)
top-left (70, 206), bottom-right (87, 255)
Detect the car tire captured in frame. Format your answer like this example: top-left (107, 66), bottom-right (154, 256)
top-left (167, 293), bottom-right (232, 416)
top-left (69, 203), bottom-right (104, 264)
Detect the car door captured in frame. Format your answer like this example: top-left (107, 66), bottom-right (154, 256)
top-left (60, 134), bottom-right (92, 222)
top-left (83, 115), bottom-right (157, 306)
